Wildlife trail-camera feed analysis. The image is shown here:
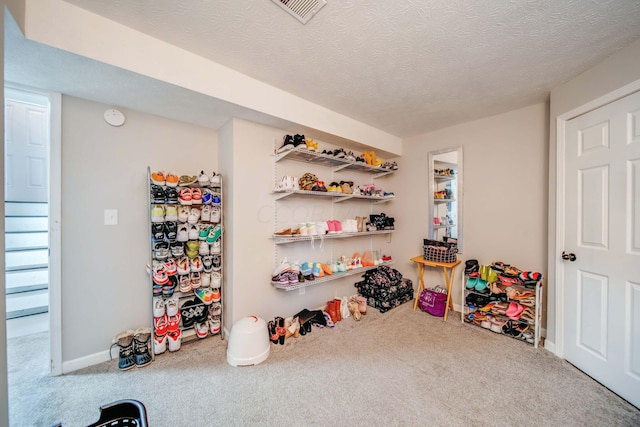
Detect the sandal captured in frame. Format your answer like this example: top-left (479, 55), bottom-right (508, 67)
top-left (506, 302), bottom-right (525, 320)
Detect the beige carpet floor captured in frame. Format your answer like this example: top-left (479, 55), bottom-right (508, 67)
top-left (7, 302), bottom-right (640, 427)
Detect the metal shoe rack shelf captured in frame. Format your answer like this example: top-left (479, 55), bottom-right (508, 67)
top-left (148, 167), bottom-right (224, 355)
top-left (461, 268), bottom-right (543, 348)
top-left (271, 144), bottom-right (396, 291)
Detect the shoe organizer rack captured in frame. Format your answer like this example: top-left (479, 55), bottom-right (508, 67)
top-left (272, 143), bottom-right (396, 291)
top-left (461, 264), bottom-right (543, 348)
top-left (148, 168), bottom-right (224, 357)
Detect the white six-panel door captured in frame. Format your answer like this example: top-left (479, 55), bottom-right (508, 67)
top-left (563, 90), bottom-right (640, 408)
top-left (4, 87), bottom-right (49, 203)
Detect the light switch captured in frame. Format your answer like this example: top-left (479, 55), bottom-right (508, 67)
top-left (104, 209), bottom-right (118, 225)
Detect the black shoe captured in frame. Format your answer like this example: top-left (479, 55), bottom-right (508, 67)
top-left (277, 135), bottom-right (295, 153)
top-left (151, 184), bottom-right (166, 203)
top-left (165, 187), bottom-right (178, 204)
top-left (110, 330), bottom-right (136, 371)
top-left (151, 223), bottom-right (165, 243)
top-left (133, 328), bottom-right (153, 368)
top-left (304, 321), bottom-right (312, 333)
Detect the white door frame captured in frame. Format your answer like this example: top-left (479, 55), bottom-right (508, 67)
top-left (5, 82), bottom-right (62, 376)
top-left (554, 78), bottom-right (640, 359)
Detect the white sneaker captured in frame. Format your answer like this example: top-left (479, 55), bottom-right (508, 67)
top-left (210, 206), bottom-right (221, 223)
top-left (177, 224), bottom-right (189, 242)
top-left (195, 321), bottom-right (209, 339)
top-left (210, 172), bottom-right (221, 186)
top-left (202, 272), bottom-right (211, 287)
top-left (210, 239), bottom-right (221, 254)
top-left (211, 271), bottom-right (222, 287)
top-left (199, 241), bottom-right (210, 256)
top-left (178, 206), bottom-right (190, 222)
top-left (201, 205), bottom-right (211, 222)
top-left (153, 297), bottom-right (166, 317)
top-left (166, 297), bottom-right (179, 316)
top-left (188, 208), bottom-right (201, 224)
top-left (198, 170), bottom-right (210, 186)
top-left (168, 330), bottom-right (181, 352)
top-left (188, 224), bottom-right (200, 240)
top-left (298, 223), bottom-right (309, 236)
top-left (153, 333), bottom-right (167, 355)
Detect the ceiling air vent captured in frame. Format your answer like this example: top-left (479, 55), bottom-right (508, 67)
top-left (271, 0), bottom-right (327, 24)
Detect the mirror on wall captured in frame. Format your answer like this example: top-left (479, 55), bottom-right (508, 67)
top-left (427, 147), bottom-right (463, 253)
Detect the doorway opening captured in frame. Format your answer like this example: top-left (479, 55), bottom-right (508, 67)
top-left (4, 83), bottom-right (61, 376)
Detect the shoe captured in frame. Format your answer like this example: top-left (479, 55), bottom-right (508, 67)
top-left (195, 321), bottom-right (209, 338)
top-left (209, 319), bottom-right (221, 335)
top-left (164, 258), bottom-right (178, 276)
top-left (202, 189), bottom-right (213, 204)
top-left (276, 317), bottom-right (286, 345)
top-left (191, 187), bottom-right (203, 205)
top-left (198, 225), bottom-right (211, 240)
top-left (188, 208), bottom-right (201, 224)
top-left (210, 239), bottom-right (221, 254)
top-left (199, 241), bottom-right (210, 256)
top-left (355, 295), bottom-right (367, 315)
top-left (165, 172), bottom-right (179, 187)
top-left (178, 175), bottom-right (197, 186)
top-left (212, 254), bottom-right (222, 271)
top-left (165, 204), bottom-right (178, 221)
top-left (152, 262), bottom-right (169, 285)
top-left (210, 172), bottom-right (221, 186)
top-left (164, 221), bottom-right (177, 242)
top-left (167, 329), bottom-right (182, 352)
top-left (153, 296), bottom-right (166, 317)
top-left (210, 206), bottom-right (221, 223)
top-left (190, 271), bottom-right (202, 289)
top-left (151, 223), bottom-right (166, 243)
top-left (179, 274), bottom-right (191, 292)
top-left (202, 255), bottom-right (214, 272)
top-left (133, 328), bottom-right (153, 368)
top-left (188, 224), bottom-right (200, 240)
top-left (165, 187), bottom-right (179, 204)
top-left (201, 272), bottom-right (211, 288)
top-left (151, 205), bottom-right (165, 223)
top-left (178, 205), bottom-right (190, 222)
top-left (153, 333), bottom-right (167, 355)
top-left (201, 205), bottom-right (211, 222)
top-left (211, 271), bottom-right (222, 287)
top-left (198, 171), bottom-right (210, 186)
top-left (206, 225), bottom-right (222, 243)
top-left (110, 330), bottom-right (136, 370)
top-left (190, 256), bottom-right (203, 273)
top-left (151, 185), bottom-right (166, 203)
top-left (210, 286), bottom-right (221, 302)
top-left (151, 171), bottom-right (165, 186)
top-left (166, 297), bottom-right (179, 316)
top-left (277, 135), bottom-right (295, 153)
top-left (178, 188), bottom-right (192, 205)
top-left (153, 314), bottom-right (168, 336)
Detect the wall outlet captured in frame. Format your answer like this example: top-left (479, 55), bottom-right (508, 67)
top-left (104, 209), bottom-right (118, 225)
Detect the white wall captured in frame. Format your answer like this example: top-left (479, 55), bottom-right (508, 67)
top-left (61, 96), bottom-right (218, 364)
top-left (389, 103), bottom-right (549, 318)
top-left (547, 38), bottom-right (640, 348)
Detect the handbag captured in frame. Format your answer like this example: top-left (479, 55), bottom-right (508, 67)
top-left (419, 289), bottom-right (447, 317)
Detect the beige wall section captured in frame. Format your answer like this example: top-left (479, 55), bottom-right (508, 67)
top-left (390, 103), bottom-right (549, 319)
top-left (61, 96), bottom-right (218, 362)
top-left (224, 119), bottom-right (389, 324)
top-left (547, 38), bottom-right (640, 348)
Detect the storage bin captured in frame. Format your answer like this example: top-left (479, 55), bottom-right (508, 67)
top-left (227, 316), bottom-right (270, 367)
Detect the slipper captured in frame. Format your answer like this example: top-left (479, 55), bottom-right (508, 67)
top-left (474, 279), bottom-right (488, 292)
top-left (491, 261), bottom-right (509, 272)
top-left (466, 277), bottom-right (478, 289)
top-left (498, 275), bottom-right (520, 287)
top-left (503, 265), bottom-right (522, 277)
top-left (506, 302), bottom-right (525, 320)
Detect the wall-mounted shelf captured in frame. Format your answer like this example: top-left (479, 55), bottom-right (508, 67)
top-left (273, 261), bottom-right (395, 291)
top-left (274, 188), bottom-right (395, 204)
top-left (434, 224), bottom-right (455, 230)
top-left (434, 198), bottom-right (455, 203)
top-left (274, 147), bottom-right (395, 178)
top-left (273, 230), bottom-right (393, 244)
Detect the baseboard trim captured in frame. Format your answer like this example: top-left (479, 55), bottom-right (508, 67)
top-left (62, 349), bottom-right (111, 374)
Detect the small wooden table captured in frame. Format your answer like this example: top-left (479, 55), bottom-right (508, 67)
top-left (410, 256), bottom-right (461, 321)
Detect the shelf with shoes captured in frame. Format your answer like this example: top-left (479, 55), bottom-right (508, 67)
top-left (272, 135), bottom-right (397, 292)
top-left (274, 146), bottom-right (396, 178)
top-left (272, 229), bottom-right (394, 244)
top-left (273, 260), bottom-right (395, 291)
top-left (432, 161), bottom-right (458, 242)
top-left (461, 261), bottom-right (543, 348)
top-left (273, 188), bottom-right (395, 204)
top-left (148, 168), bottom-right (224, 357)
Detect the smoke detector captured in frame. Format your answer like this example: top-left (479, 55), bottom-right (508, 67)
top-left (271, 0), bottom-right (327, 24)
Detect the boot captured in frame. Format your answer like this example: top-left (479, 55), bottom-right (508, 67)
top-left (326, 300), bottom-right (339, 323)
top-left (133, 328), bottom-right (153, 368)
top-left (333, 298), bottom-right (342, 321)
top-left (110, 330), bottom-right (136, 370)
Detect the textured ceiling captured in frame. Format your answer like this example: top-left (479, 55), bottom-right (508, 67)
top-left (26, 1), bottom-right (640, 137)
